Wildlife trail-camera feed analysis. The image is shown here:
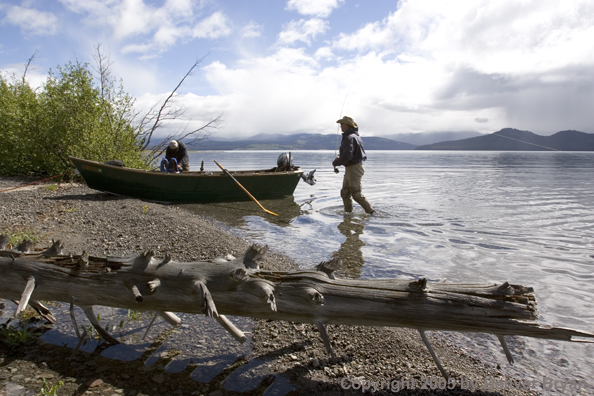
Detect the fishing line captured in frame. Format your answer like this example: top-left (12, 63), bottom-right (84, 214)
top-left (475, 130), bottom-right (594, 160)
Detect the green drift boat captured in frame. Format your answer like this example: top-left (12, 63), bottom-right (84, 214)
top-left (69, 157), bottom-right (304, 203)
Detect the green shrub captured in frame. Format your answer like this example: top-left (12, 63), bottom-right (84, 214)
top-left (0, 61), bottom-right (152, 176)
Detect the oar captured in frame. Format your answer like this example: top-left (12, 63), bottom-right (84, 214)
top-left (214, 160), bottom-right (279, 216)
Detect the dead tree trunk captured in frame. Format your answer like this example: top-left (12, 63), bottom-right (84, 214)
top-left (1, 239), bottom-right (592, 377)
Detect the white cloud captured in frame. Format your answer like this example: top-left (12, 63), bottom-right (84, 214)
top-left (3, 5), bottom-right (58, 36)
top-left (321, 0), bottom-right (594, 134)
top-left (59, 0), bottom-right (230, 56)
top-left (277, 18), bottom-right (328, 46)
top-left (286, 0), bottom-right (344, 18)
top-left (333, 0), bottom-right (594, 74)
top-left (0, 63), bottom-right (46, 89)
top-left (44, 0), bottom-right (594, 138)
top-left (192, 11), bottom-right (231, 39)
top-left (240, 21), bottom-right (263, 38)
top-left (314, 46), bottom-right (333, 60)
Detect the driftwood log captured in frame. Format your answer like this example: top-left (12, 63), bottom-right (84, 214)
top-left (1, 236), bottom-right (592, 378)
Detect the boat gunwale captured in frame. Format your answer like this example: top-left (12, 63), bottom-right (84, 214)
top-left (68, 156), bottom-right (304, 177)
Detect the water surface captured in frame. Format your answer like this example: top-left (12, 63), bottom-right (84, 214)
top-left (184, 150), bottom-right (594, 389)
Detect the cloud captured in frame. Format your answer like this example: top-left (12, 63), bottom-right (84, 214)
top-left (192, 11), bottom-right (231, 39)
top-left (60, 0), bottom-right (594, 138)
top-left (240, 21), bottom-right (263, 38)
top-left (323, 0), bottom-right (594, 134)
top-left (0, 63), bottom-right (46, 89)
top-left (314, 46), bottom-right (333, 60)
top-left (3, 5), bottom-right (58, 36)
top-left (59, 0), bottom-right (230, 56)
top-left (277, 18), bottom-right (328, 46)
top-left (286, 0), bottom-right (344, 18)
top-left (332, 0), bottom-right (594, 73)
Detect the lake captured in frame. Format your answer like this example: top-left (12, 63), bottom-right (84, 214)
top-left (183, 150), bottom-right (594, 388)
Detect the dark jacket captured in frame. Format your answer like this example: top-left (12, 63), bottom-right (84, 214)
top-left (332, 127), bottom-right (367, 167)
top-left (165, 141), bottom-right (189, 166)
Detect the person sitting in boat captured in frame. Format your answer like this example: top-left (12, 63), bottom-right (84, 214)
top-left (161, 140), bottom-right (190, 172)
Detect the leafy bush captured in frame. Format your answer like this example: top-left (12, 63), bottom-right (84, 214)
top-left (0, 61), bottom-right (152, 176)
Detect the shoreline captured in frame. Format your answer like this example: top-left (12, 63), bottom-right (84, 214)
top-left (0, 176), bottom-right (537, 396)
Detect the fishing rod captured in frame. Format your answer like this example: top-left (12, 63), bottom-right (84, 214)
top-left (334, 81), bottom-right (357, 174)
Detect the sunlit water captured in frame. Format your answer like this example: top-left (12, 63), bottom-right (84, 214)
top-left (184, 150), bottom-right (594, 392)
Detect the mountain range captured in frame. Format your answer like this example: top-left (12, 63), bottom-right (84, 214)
top-left (415, 128), bottom-right (594, 151)
top-left (178, 128), bottom-right (594, 151)
top-left (190, 133), bottom-right (416, 150)
top-left (383, 131), bottom-right (481, 146)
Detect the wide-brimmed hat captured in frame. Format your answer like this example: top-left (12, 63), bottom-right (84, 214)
top-left (168, 140), bottom-right (179, 150)
top-left (336, 116), bottom-right (357, 128)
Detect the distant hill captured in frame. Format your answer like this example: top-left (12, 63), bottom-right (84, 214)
top-left (384, 131), bottom-right (482, 146)
top-left (415, 129), bottom-right (594, 151)
top-left (189, 133), bottom-right (417, 150)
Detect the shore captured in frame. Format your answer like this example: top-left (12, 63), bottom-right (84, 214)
top-left (0, 177), bottom-right (537, 396)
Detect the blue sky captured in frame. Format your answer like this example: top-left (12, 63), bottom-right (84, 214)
top-left (1, 0), bottom-right (593, 139)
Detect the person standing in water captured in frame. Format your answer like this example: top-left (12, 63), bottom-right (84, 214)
top-left (332, 116), bottom-right (374, 215)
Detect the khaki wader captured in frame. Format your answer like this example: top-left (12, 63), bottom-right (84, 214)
top-left (340, 162), bottom-right (374, 214)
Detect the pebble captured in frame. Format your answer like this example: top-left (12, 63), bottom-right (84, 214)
top-left (152, 374), bottom-right (165, 384)
top-left (88, 379), bottom-right (104, 388)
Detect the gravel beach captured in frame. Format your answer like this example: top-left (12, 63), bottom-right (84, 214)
top-left (0, 177), bottom-right (538, 396)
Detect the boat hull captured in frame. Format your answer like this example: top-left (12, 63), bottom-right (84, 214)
top-left (69, 157), bottom-right (304, 203)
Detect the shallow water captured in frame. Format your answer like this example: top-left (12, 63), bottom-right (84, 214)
top-left (184, 150), bottom-right (594, 392)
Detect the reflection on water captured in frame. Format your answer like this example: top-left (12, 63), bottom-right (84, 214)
top-left (332, 215), bottom-right (366, 279)
top-left (181, 195), bottom-right (303, 229)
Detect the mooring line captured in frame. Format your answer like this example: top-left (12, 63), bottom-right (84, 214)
top-left (0, 171), bottom-right (72, 193)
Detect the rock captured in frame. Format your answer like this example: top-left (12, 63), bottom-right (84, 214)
top-left (152, 374), bottom-right (165, 384)
top-left (88, 379), bottom-right (104, 388)
top-left (95, 366), bottom-right (110, 374)
top-left (209, 391), bottom-right (223, 396)
top-left (312, 358), bottom-right (320, 368)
